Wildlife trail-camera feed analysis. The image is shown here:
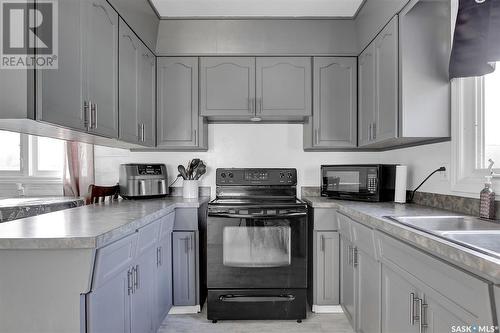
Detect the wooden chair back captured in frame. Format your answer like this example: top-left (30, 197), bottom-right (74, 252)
top-left (86, 184), bottom-right (120, 204)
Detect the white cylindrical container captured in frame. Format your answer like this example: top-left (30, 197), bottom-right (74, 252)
top-left (394, 165), bottom-right (408, 203)
top-left (183, 180), bottom-right (199, 199)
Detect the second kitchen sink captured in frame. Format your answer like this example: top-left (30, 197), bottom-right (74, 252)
top-left (385, 215), bottom-right (500, 259)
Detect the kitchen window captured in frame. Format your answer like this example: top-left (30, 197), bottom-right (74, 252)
top-left (452, 63), bottom-right (500, 195)
top-left (0, 130), bottom-right (65, 180)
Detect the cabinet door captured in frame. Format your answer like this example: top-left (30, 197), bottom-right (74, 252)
top-left (157, 57), bottom-right (199, 148)
top-left (424, 289), bottom-right (478, 333)
top-left (374, 16), bottom-right (398, 143)
top-left (138, 45), bottom-right (156, 147)
top-left (381, 265), bottom-right (419, 333)
top-left (340, 236), bottom-right (355, 324)
top-left (172, 231), bottom-right (196, 306)
top-left (358, 47), bottom-right (376, 147)
top-left (37, 0), bottom-right (87, 131)
top-left (131, 250), bottom-right (155, 333)
top-left (86, 0), bottom-right (119, 138)
top-left (200, 57), bottom-right (255, 117)
top-left (118, 19), bottom-right (140, 144)
top-left (315, 231), bottom-right (340, 305)
top-left (156, 213), bottom-right (175, 327)
top-left (311, 57), bottom-right (357, 148)
top-left (256, 57), bottom-right (312, 117)
top-left (355, 249), bottom-right (381, 333)
top-left (87, 269), bottom-right (130, 333)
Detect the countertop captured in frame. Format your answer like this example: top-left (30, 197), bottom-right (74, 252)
top-left (0, 197), bottom-right (210, 250)
top-left (0, 197), bottom-right (85, 223)
top-left (303, 196), bottom-right (500, 284)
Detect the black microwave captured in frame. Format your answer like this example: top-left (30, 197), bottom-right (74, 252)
top-left (321, 165), bottom-right (397, 202)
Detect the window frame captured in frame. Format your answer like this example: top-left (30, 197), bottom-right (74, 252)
top-left (451, 75), bottom-right (500, 196)
top-left (0, 133), bottom-right (64, 183)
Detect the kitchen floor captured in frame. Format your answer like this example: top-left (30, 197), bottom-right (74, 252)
top-left (158, 307), bottom-right (354, 333)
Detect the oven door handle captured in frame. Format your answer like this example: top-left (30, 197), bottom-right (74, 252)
top-left (219, 294), bottom-right (296, 303)
top-left (208, 212), bottom-right (307, 218)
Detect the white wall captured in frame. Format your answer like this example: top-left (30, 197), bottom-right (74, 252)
top-left (95, 123), bottom-right (456, 199)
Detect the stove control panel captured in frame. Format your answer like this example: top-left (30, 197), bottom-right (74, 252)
top-left (216, 168), bottom-right (297, 185)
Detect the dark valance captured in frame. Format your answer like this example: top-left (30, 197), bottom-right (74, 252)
top-left (449, 0), bottom-right (500, 79)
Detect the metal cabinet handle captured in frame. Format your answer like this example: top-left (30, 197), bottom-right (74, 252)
top-left (373, 123), bottom-right (377, 140)
top-left (138, 123), bottom-right (142, 141)
top-left (159, 246), bottom-right (162, 266)
top-left (194, 129), bottom-right (197, 146)
top-left (127, 269), bottom-right (133, 295)
top-left (134, 264), bottom-right (139, 290)
top-left (142, 124), bottom-right (145, 142)
top-left (156, 247), bottom-right (160, 267)
top-left (83, 101), bottom-right (90, 128)
top-left (90, 103), bottom-right (97, 129)
top-left (369, 123), bottom-right (373, 141)
top-left (314, 129), bottom-right (319, 145)
top-left (418, 298), bottom-right (428, 333)
top-left (320, 235), bottom-right (325, 252)
top-left (352, 247), bottom-right (358, 267)
top-left (258, 98), bottom-right (263, 114)
top-left (409, 293), bottom-right (416, 325)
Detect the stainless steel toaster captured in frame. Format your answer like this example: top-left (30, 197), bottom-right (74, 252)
top-left (119, 164), bottom-right (169, 199)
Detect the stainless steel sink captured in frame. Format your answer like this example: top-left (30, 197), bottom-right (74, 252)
top-left (384, 215), bottom-right (500, 232)
top-left (384, 215), bottom-right (500, 259)
top-left (438, 231), bottom-right (500, 259)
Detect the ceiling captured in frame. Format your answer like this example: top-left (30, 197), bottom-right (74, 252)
top-left (150, 0), bottom-right (365, 18)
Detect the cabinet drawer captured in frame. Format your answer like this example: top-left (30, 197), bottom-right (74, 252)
top-left (312, 208), bottom-right (338, 230)
top-left (375, 230), bottom-right (493, 323)
top-left (93, 232), bottom-right (138, 289)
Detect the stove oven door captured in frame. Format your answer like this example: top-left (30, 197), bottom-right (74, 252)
top-left (207, 211), bottom-right (307, 289)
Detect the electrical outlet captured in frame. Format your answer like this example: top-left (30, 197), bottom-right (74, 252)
top-left (441, 164), bottom-right (450, 181)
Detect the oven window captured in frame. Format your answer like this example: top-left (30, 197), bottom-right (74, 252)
top-left (223, 226), bottom-right (291, 268)
top-left (324, 171), bottom-right (361, 192)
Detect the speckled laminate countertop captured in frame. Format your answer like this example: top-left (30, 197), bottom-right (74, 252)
top-left (0, 197), bottom-right (210, 250)
top-left (303, 196), bottom-right (500, 284)
top-left (0, 197), bottom-right (85, 223)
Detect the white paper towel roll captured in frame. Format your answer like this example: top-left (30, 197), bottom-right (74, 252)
top-left (394, 165), bottom-right (408, 203)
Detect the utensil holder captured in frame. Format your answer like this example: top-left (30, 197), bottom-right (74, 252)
top-left (183, 180), bottom-right (199, 199)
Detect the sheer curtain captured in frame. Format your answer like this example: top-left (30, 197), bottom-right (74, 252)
top-left (63, 141), bottom-right (95, 199)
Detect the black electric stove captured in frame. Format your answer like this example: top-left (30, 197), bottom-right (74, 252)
top-left (206, 168), bottom-right (308, 323)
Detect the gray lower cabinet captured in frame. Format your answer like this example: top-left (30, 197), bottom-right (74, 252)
top-left (200, 57), bottom-right (256, 119)
top-left (157, 57), bottom-right (208, 150)
top-left (155, 212), bottom-right (175, 327)
top-left (87, 214), bottom-right (176, 333)
top-left (304, 57), bottom-right (357, 150)
top-left (119, 19), bottom-right (156, 147)
top-left (340, 234), bottom-right (355, 325)
top-left (315, 231), bottom-right (340, 305)
top-left (172, 231), bottom-right (197, 306)
top-left (256, 57), bottom-right (312, 119)
top-left (355, 247), bottom-right (381, 333)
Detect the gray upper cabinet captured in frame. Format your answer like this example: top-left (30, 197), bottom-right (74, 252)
top-left (256, 57), bottom-right (312, 119)
top-left (119, 19), bottom-right (141, 144)
top-left (172, 231), bottom-right (197, 306)
top-left (358, 49), bottom-right (375, 147)
top-left (358, 16), bottom-right (398, 147)
top-left (373, 17), bottom-right (398, 144)
top-left (137, 44), bottom-right (156, 147)
top-left (86, 0), bottom-right (119, 138)
top-left (119, 20), bottom-right (155, 147)
top-left (304, 57), bottom-right (357, 150)
top-left (200, 57), bottom-right (256, 119)
top-left (157, 57), bottom-right (208, 150)
top-left (37, 0), bottom-right (87, 132)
